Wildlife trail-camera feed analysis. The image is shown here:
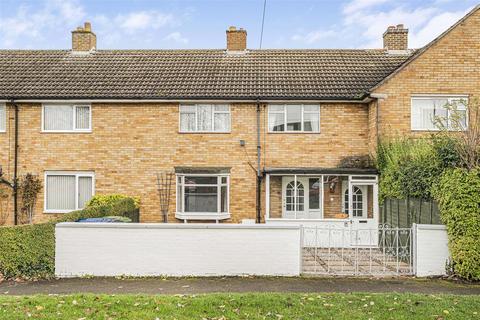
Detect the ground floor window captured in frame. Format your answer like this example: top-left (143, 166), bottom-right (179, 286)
top-left (45, 171), bottom-right (94, 213)
top-left (176, 174), bottom-right (229, 214)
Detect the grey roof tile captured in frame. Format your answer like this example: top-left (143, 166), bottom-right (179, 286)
top-left (0, 49), bottom-right (413, 100)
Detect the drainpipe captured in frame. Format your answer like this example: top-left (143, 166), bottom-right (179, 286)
top-left (10, 99), bottom-right (19, 225)
top-left (256, 100), bottom-right (262, 223)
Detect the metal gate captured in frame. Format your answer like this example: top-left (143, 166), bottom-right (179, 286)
top-left (302, 225), bottom-right (413, 276)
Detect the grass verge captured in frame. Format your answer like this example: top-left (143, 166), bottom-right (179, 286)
top-left (0, 292), bottom-right (478, 319)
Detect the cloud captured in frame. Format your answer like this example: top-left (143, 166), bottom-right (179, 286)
top-left (291, 29), bottom-right (337, 44)
top-left (164, 32), bottom-right (189, 44)
top-left (117, 11), bottom-right (175, 34)
top-left (342, 0), bottom-right (390, 15)
top-left (292, 0), bottom-right (472, 48)
top-left (0, 0), bottom-right (86, 48)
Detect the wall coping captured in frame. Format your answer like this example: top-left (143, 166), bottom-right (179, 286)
top-left (414, 223), bottom-right (447, 231)
top-left (56, 222), bottom-right (300, 230)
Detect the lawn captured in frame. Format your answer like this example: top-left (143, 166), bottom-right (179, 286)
top-left (0, 292), bottom-right (478, 319)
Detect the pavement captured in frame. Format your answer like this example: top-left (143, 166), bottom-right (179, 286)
top-left (1, 277), bottom-right (479, 296)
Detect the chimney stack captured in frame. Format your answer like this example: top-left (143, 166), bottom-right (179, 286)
top-left (72, 22), bottom-right (96, 52)
top-left (226, 26), bottom-right (247, 52)
top-left (383, 24), bottom-right (408, 51)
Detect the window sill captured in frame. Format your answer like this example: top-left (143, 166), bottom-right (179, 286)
top-left (178, 131), bottom-right (231, 134)
top-left (175, 212), bottom-right (231, 220)
top-left (41, 130), bottom-right (92, 134)
top-left (267, 131), bottom-right (321, 134)
top-left (44, 209), bottom-right (75, 214)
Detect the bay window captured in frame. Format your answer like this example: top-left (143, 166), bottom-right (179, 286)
top-left (179, 104), bottom-right (230, 132)
top-left (268, 104), bottom-right (320, 132)
top-left (45, 171), bottom-right (94, 213)
top-left (42, 104), bottom-right (91, 132)
top-left (176, 174), bottom-right (229, 219)
top-left (411, 96), bottom-right (467, 131)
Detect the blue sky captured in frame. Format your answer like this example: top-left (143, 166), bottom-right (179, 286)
top-left (0, 0), bottom-right (476, 50)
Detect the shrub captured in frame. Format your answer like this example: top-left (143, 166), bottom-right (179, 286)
top-left (432, 168), bottom-right (480, 280)
top-left (87, 194), bottom-right (140, 209)
top-left (376, 137), bottom-right (444, 200)
top-left (0, 197), bottom-right (138, 280)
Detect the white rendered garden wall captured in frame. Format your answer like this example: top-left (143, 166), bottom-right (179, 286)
top-left (413, 224), bottom-right (450, 277)
top-left (55, 223), bottom-right (301, 277)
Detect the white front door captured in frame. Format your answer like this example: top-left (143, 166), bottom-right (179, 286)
top-left (343, 181), bottom-right (379, 246)
top-left (281, 177), bottom-right (322, 219)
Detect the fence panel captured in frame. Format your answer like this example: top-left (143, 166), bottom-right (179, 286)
top-left (381, 198), bottom-right (442, 228)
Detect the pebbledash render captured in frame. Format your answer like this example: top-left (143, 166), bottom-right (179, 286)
top-left (0, 6), bottom-right (478, 227)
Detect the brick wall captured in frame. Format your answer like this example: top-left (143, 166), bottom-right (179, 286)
top-left (0, 102), bottom-right (370, 224)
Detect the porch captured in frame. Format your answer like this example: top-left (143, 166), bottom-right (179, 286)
top-left (264, 168), bottom-right (380, 247)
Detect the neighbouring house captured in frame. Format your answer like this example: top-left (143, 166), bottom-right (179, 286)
top-left (0, 7), bottom-right (478, 237)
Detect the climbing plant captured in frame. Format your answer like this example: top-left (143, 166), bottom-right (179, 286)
top-left (18, 173), bottom-right (42, 224)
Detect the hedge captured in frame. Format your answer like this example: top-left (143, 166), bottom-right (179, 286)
top-left (0, 197), bottom-right (138, 280)
top-left (432, 168), bottom-right (480, 280)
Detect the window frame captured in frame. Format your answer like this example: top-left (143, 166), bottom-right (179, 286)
top-left (176, 174), bottom-right (230, 217)
top-left (41, 104), bottom-right (92, 133)
top-left (178, 104), bottom-right (231, 133)
top-left (44, 171), bottom-right (95, 213)
top-left (0, 103), bottom-right (6, 133)
top-left (267, 104), bottom-right (320, 133)
top-left (410, 95), bottom-right (468, 131)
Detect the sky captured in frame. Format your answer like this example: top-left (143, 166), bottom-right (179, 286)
top-left (0, 0), bottom-right (477, 50)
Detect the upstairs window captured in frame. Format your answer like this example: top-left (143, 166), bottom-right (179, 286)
top-left (0, 104), bottom-right (5, 132)
top-left (268, 104), bottom-right (320, 132)
top-left (411, 96), bottom-right (467, 131)
top-left (179, 104), bottom-right (230, 132)
top-left (42, 104), bottom-right (91, 132)
top-left (45, 171), bottom-right (94, 213)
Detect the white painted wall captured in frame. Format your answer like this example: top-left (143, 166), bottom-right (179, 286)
top-left (414, 224), bottom-right (450, 277)
top-left (55, 223), bottom-right (301, 277)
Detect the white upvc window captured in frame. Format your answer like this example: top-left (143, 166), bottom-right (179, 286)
top-left (42, 104), bottom-right (91, 132)
top-left (411, 96), bottom-right (468, 131)
top-left (179, 104), bottom-right (231, 133)
top-left (268, 104), bottom-right (320, 132)
top-left (176, 174), bottom-right (229, 218)
top-left (0, 103), bottom-right (6, 132)
top-left (44, 171), bottom-right (95, 213)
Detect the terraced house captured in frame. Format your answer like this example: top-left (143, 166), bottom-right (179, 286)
top-left (0, 6), bottom-right (478, 241)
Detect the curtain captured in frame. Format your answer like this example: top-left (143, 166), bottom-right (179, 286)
top-left (0, 105), bottom-right (5, 131)
top-left (197, 105), bottom-right (213, 131)
top-left (44, 105), bottom-right (73, 130)
top-left (75, 106), bottom-right (90, 129)
top-left (78, 176), bottom-right (93, 209)
top-left (46, 175), bottom-right (75, 210)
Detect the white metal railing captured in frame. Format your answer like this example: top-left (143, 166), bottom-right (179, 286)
top-left (301, 224), bottom-right (413, 276)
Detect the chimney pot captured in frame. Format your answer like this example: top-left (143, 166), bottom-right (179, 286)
top-left (72, 21), bottom-right (96, 52)
top-left (383, 24), bottom-right (408, 51)
top-left (226, 26), bottom-right (247, 52)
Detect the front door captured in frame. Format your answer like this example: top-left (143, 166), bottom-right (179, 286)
top-left (281, 177), bottom-right (322, 219)
top-left (345, 181), bottom-right (379, 246)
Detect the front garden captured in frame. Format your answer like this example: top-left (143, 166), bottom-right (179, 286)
top-left (376, 99), bottom-right (480, 280)
top-left (0, 195), bottom-right (139, 280)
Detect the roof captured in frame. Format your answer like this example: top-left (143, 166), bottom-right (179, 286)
top-left (0, 49), bottom-right (413, 101)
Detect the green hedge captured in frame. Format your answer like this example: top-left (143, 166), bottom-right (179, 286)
top-left (432, 168), bottom-right (480, 280)
top-left (0, 197), bottom-right (138, 280)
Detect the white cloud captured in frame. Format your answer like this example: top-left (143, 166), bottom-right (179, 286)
top-left (0, 0), bottom-right (86, 48)
top-left (117, 11), bottom-right (174, 34)
top-left (164, 32), bottom-right (189, 44)
top-left (343, 0), bottom-right (390, 15)
top-left (291, 29), bottom-right (337, 44)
